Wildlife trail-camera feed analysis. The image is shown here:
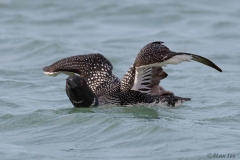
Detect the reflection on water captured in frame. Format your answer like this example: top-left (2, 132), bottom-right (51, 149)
top-left (123, 106), bottom-right (160, 119)
top-left (55, 107), bottom-right (95, 114)
top-left (53, 106), bottom-right (160, 119)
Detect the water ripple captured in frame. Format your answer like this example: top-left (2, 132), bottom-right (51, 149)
top-left (0, 0), bottom-right (240, 159)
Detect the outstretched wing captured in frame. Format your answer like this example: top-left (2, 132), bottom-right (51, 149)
top-left (43, 53), bottom-right (120, 96)
top-left (121, 41), bottom-right (222, 93)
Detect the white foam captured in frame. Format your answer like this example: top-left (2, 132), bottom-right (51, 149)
top-left (174, 100), bottom-right (184, 107)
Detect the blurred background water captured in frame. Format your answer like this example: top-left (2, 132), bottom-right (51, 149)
top-left (0, 0), bottom-right (240, 159)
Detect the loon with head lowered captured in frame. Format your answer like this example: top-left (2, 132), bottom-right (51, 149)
top-left (43, 41), bottom-right (222, 108)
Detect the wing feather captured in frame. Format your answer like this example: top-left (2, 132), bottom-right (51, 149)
top-left (120, 41), bottom-right (222, 94)
top-left (43, 53), bottom-right (120, 96)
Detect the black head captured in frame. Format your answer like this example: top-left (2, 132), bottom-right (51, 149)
top-left (66, 75), bottom-right (96, 108)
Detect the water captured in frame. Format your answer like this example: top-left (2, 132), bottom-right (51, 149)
top-left (0, 0), bottom-right (240, 159)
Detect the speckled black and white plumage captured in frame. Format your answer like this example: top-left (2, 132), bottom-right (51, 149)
top-left (43, 53), bottom-right (120, 97)
top-left (64, 74), bottom-right (190, 107)
top-left (97, 83), bottom-right (190, 107)
top-left (120, 65), bottom-right (135, 92)
top-left (134, 41), bottom-right (223, 70)
top-left (121, 41), bottom-right (222, 95)
top-left (43, 41), bottom-right (222, 108)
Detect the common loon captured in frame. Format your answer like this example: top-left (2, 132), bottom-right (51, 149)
top-left (43, 41), bottom-right (222, 108)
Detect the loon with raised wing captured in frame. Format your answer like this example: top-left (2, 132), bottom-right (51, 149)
top-left (43, 41), bottom-right (222, 108)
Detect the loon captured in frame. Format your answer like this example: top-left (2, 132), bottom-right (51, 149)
top-left (43, 41), bottom-right (222, 108)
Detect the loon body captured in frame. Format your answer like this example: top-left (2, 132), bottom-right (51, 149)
top-left (43, 41), bottom-right (222, 108)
